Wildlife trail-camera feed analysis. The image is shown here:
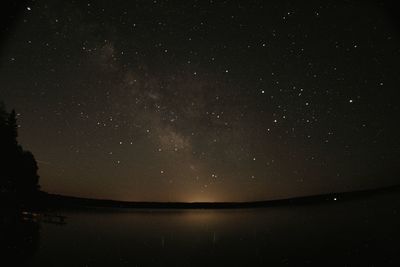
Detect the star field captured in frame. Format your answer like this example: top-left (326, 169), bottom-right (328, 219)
top-left (1, 0), bottom-right (399, 201)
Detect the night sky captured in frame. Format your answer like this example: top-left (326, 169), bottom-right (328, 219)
top-left (1, 0), bottom-right (399, 202)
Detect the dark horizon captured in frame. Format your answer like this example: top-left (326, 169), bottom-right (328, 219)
top-left (38, 182), bottom-right (400, 210)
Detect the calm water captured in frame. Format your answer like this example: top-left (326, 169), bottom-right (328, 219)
top-left (3, 192), bottom-right (400, 266)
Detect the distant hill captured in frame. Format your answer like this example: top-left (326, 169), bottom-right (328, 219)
top-left (38, 184), bottom-right (400, 210)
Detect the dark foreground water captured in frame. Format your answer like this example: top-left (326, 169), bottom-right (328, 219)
top-left (2, 191), bottom-right (400, 266)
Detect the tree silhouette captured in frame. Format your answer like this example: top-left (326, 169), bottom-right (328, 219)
top-left (7, 109), bottom-right (18, 146)
top-left (0, 102), bottom-right (40, 205)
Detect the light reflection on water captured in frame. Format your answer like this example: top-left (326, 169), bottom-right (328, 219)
top-left (4, 192), bottom-right (400, 266)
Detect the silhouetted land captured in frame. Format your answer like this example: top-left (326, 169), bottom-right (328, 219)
top-left (0, 102), bottom-right (40, 210)
top-left (37, 183), bottom-right (400, 210)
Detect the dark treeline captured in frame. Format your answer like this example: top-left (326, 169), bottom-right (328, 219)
top-left (43, 184), bottom-right (400, 210)
top-left (0, 102), bottom-right (40, 208)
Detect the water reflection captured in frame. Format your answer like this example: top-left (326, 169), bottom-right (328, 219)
top-left (3, 191), bottom-right (400, 266)
top-left (0, 211), bottom-right (40, 266)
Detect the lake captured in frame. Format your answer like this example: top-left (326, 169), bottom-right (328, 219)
top-left (3, 191), bottom-right (400, 266)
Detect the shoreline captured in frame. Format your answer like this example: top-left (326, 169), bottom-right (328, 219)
top-left (37, 183), bottom-right (400, 210)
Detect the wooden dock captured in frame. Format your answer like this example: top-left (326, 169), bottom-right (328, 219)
top-left (21, 211), bottom-right (66, 225)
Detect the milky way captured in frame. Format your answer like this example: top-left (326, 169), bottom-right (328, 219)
top-left (1, 0), bottom-right (399, 201)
